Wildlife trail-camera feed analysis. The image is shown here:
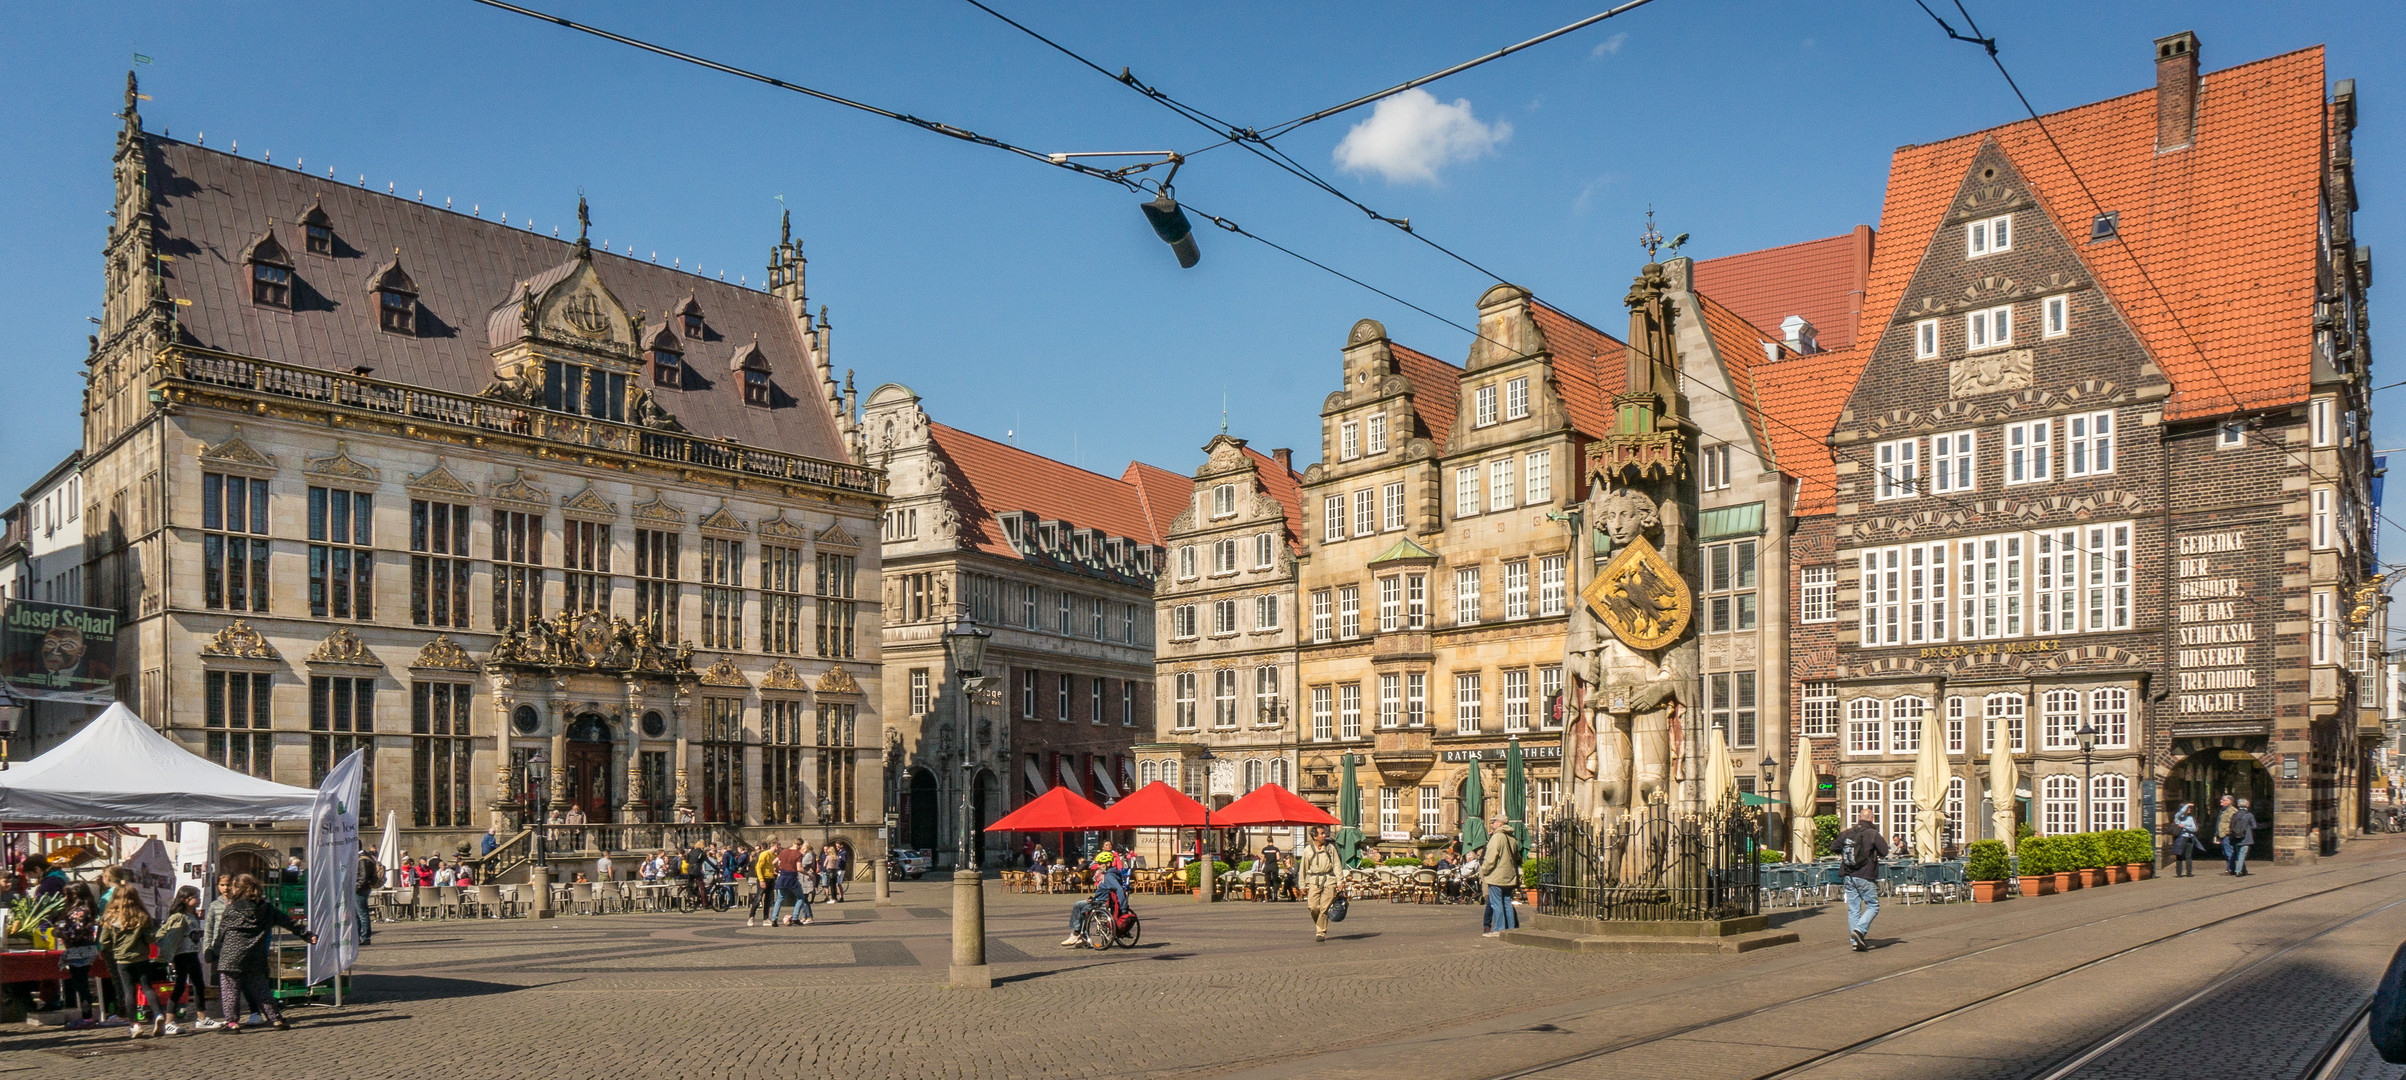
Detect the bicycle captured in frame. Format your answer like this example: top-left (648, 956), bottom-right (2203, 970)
top-left (677, 876), bottom-right (730, 913)
top-left (1079, 889), bottom-right (1142, 950)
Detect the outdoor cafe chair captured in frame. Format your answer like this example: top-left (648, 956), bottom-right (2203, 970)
top-left (432, 885), bottom-right (462, 919)
top-left (569, 882), bottom-right (595, 915)
top-left (470, 884), bottom-right (503, 919)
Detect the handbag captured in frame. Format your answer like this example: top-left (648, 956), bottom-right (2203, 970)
top-left (1327, 893), bottom-right (1349, 923)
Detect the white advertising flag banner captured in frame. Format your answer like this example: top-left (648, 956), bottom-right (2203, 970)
top-left (304, 749), bottom-right (364, 986)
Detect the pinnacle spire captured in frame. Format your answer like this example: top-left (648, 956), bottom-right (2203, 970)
top-left (574, 193), bottom-right (591, 259)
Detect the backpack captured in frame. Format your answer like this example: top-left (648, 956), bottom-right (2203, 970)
top-left (2372, 941), bottom-right (2406, 1063)
top-left (1840, 834), bottom-right (1870, 874)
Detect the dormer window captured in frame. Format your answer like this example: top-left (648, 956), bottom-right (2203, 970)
top-left (676, 294), bottom-right (705, 338)
top-left (653, 348), bottom-right (683, 387)
top-left (730, 339), bottom-right (771, 407)
top-left (306, 224), bottom-right (333, 255)
top-left (684, 313), bottom-right (704, 337)
top-left (252, 264), bottom-right (291, 307)
top-left (742, 369), bottom-right (768, 405)
top-left (378, 288), bottom-right (415, 334)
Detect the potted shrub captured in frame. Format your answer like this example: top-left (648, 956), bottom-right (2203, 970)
top-left (2120, 830), bottom-right (2155, 879)
top-left (2072, 834), bottom-right (2105, 888)
top-left (1966, 840), bottom-right (2011, 902)
top-left (1183, 860), bottom-right (1231, 896)
top-left (2101, 833), bottom-right (2130, 884)
top-left (2040, 835), bottom-right (2076, 892)
top-left (1522, 856), bottom-right (1554, 906)
top-left (1814, 815), bottom-right (1843, 858)
top-left (2019, 836), bottom-right (2054, 896)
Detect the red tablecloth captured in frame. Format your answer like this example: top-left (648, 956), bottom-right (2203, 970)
top-left (0, 950), bottom-right (64, 984)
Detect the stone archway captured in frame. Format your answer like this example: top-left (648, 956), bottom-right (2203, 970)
top-left (2167, 745), bottom-right (2274, 855)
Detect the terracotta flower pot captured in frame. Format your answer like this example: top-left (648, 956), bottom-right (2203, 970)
top-left (2105, 865), bottom-right (2129, 884)
top-left (2128, 862), bottom-right (2153, 880)
top-left (2051, 871), bottom-right (2076, 892)
top-left (2018, 874), bottom-right (2049, 896)
top-left (1526, 888), bottom-right (1543, 906)
top-left (1972, 880), bottom-right (2007, 902)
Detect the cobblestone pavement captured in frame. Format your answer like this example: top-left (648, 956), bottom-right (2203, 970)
top-left (0, 840), bottom-right (2400, 1080)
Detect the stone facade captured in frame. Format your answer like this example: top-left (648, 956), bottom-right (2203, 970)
top-left (74, 79), bottom-right (885, 868)
top-left (861, 384), bottom-right (1164, 868)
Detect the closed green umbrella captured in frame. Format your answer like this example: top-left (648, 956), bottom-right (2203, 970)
top-left (1461, 761), bottom-right (1488, 854)
top-left (1334, 753), bottom-right (1365, 864)
top-left (1503, 738), bottom-right (1528, 839)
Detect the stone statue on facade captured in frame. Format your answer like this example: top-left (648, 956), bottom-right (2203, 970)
top-left (1565, 484), bottom-right (1688, 835)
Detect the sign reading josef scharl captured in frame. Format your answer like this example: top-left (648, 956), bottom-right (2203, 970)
top-left (2, 600), bottom-right (118, 704)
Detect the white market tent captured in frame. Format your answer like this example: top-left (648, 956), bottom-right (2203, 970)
top-left (0, 703), bottom-right (317, 825)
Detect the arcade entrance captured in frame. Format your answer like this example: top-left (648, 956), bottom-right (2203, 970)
top-left (2168, 746), bottom-right (2273, 854)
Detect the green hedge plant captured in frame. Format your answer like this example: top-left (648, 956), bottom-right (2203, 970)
top-left (2017, 835), bottom-right (2053, 877)
top-left (1182, 861), bottom-right (1232, 887)
top-left (1965, 839), bottom-right (2011, 882)
top-left (1814, 815), bottom-right (1843, 857)
top-left (2119, 829), bottom-right (2156, 864)
top-left (1521, 856), bottom-right (1555, 889)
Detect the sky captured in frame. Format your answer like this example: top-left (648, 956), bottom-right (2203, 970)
top-left (1, 2), bottom-right (2399, 518)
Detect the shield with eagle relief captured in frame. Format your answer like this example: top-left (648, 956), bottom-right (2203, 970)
top-left (1580, 535), bottom-right (1692, 651)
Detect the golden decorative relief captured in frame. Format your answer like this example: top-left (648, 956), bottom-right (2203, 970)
top-left (698, 502), bottom-right (751, 538)
top-left (200, 620), bottom-right (280, 660)
top-left (758, 510), bottom-right (809, 542)
top-left (813, 522), bottom-right (860, 550)
top-left (698, 657), bottom-right (749, 688)
top-left (813, 665), bottom-right (862, 696)
top-left (761, 660), bottom-right (808, 692)
top-left (303, 440), bottom-right (380, 483)
top-left (407, 459), bottom-right (478, 499)
top-left (1580, 536), bottom-right (1692, 651)
top-left (562, 482), bottom-right (619, 518)
top-left (306, 627), bottom-right (381, 667)
top-left (632, 492), bottom-right (685, 525)
top-left (198, 428), bottom-right (278, 474)
top-left (489, 467), bottom-right (550, 509)
top-left (410, 635), bottom-right (480, 671)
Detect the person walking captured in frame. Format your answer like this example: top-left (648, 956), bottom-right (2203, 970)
top-left (207, 875), bottom-right (316, 1033)
top-left (2229, 799), bottom-right (2259, 876)
top-left (354, 847), bottom-right (380, 947)
top-left (196, 875), bottom-right (231, 1029)
top-left (823, 844), bottom-right (846, 903)
top-left (159, 887), bottom-right (204, 1034)
top-left (97, 889), bottom-right (163, 1038)
top-left (2215, 794), bottom-right (2243, 875)
top-left (1836, 808), bottom-right (1890, 951)
top-left (1479, 813), bottom-right (1522, 939)
top-left (2171, 803), bottom-right (2202, 877)
top-left (750, 841), bottom-right (780, 924)
top-left (1299, 826), bottom-right (1343, 943)
top-left (1257, 843), bottom-right (1284, 903)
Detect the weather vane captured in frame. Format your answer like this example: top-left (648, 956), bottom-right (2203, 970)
top-left (1639, 207), bottom-right (1664, 261)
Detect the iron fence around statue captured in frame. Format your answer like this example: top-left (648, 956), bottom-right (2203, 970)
top-left (1537, 807), bottom-right (1762, 923)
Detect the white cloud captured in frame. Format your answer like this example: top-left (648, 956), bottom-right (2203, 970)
top-left (1591, 31), bottom-right (1628, 58)
top-left (1332, 89), bottom-right (1511, 184)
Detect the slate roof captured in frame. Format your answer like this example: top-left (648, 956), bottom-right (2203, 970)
top-left (1691, 228), bottom-right (1871, 352)
top-left (927, 423), bottom-right (1167, 559)
top-left (1860, 46), bottom-right (2331, 422)
top-left (144, 138), bottom-right (847, 461)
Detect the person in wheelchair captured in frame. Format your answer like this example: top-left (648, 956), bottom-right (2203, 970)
top-left (1059, 841), bottom-right (1132, 947)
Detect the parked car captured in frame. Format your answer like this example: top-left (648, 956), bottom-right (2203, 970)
top-left (890, 849), bottom-right (933, 880)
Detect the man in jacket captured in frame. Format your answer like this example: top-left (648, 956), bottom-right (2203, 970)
top-left (1836, 808), bottom-right (1889, 951)
top-left (354, 849), bottom-right (380, 947)
top-left (1478, 815), bottom-right (1522, 938)
top-left (2216, 794), bottom-right (2242, 875)
top-left (2228, 798), bottom-right (2259, 876)
top-left (1298, 827), bottom-right (1343, 943)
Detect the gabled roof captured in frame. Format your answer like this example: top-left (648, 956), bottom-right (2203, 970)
top-left (1529, 301), bottom-right (1626, 440)
top-left (145, 138), bottom-right (845, 460)
top-left (1388, 341), bottom-right (1462, 447)
top-left (1860, 46), bottom-right (2329, 421)
top-left (1692, 290), bottom-right (1789, 464)
top-left (1754, 345), bottom-right (1862, 515)
top-left (1692, 230), bottom-right (1870, 352)
top-left (1120, 460), bottom-right (1194, 543)
top-left (928, 423), bottom-right (1165, 558)
top-left (1239, 445), bottom-right (1306, 543)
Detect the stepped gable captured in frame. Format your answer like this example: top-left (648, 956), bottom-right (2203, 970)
top-left (1860, 46), bottom-right (2329, 420)
top-left (1693, 230), bottom-right (1870, 352)
top-left (141, 138), bottom-right (846, 461)
top-left (927, 422), bottom-right (1165, 557)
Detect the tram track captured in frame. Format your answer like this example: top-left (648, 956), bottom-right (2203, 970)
top-left (1454, 853), bottom-right (2406, 1080)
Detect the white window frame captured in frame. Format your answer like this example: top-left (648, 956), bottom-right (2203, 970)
top-left (1255, 532), bottom-right (1275, 570)
top-left (1967, 213), bottom-right (2012, 257)
top-left (2041, 774), bottom-right (2080, 836)
top-left (1455, 466), bottom-right (1481, 518)
top-left (2311, 397), bottom-right (2336, 448)
top-left (1212, 483), bottom-right (1237, 517)
top-left (1378, 673), bottom-right (1400, 729)
top-left (1875, 437), bottom-right (1918, 501)
top-left (1354, 489), bottom-right (1376, 537)
top-left (2218, 422), bottom-right (2247, 448)
top-left (1889, 696), bottom-right (1925, 754)
top-left (1966, 304), bottom-right (2013, 351)
top-left (2089, 687), bottom-right (2130, 749)
top-left (1311, 590), bottom-right (1332, 642)
top-left (1503, 668), bottom-right (1531, 733)
top-left (1455, 673), bottom-right (1483, 735)
top-left (2067, 411), bottom-right (2114, 477)
top-left (1503, 560), bottom-right (1530, 620)
top-left (1340, 422), bottom-right (1360, 461)
top-left (1524, 450), bottom-right (1552, 506)
top-left (1474, 385), bottom-right (1498, 428)
top-left (1801, 565), bottom-right (1836, 624)
top-left (1701, 443), bottom-right (1732, 492)
top-left (1802, 681), bottom-right (1837, 737)
top-left (1932, 431), bottom-right (1975, 493)
top-left (1505, 376), bottom-right (1530, 420)
top-left (1455, 567), bottom-right (1481, 626)
top-left (2312, 487), bottom-right (2335, 550)
top-left (1322, 495), bottom-right (1345, 542)
top-left (1377, 576), bottom-right (1401, 633)
top-left (1538, 555), bottom-right (1567, 616)
top-left (1173, 672), bottom-right (1198, 730)
top-left (1178, 545), bottom-right (1197, 580)
top-left (1254, 593), bottom-right (1281, 631)
top-left (1311, 685), bottom-right (1332, 741)
top-left (1339, 683), bottom-right (1362, 739)
top-left (1945, 696), bottom-right (1966, 755)
top-left (1366, 413), bottom-right (1388, 455)
top-left (1984, 693), bottom-right (2027, 754)
top-left (2043, 294), bottom-right (2069, 338)
top-left (1915, 318), bottom-right (1940, 359)
top-left (1488, 460), bottom-right (1516, 511)
top-left (1382, 482), bottom-right (1405, 531)
top-left (2005, 420), bottom-right (2051, 484)
top-left (2090, 773), bottom-right (2130, 831)
top-left (1845, 697), bottom-right (1883, 756)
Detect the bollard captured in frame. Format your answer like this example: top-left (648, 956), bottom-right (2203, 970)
top-left (530, 865), bottom-right (555, 919)
top-left (949, 868), bottom-right (990, 988)
top-left (875, 857), bottom-right (895, 906)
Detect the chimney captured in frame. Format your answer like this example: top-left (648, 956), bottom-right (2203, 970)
top-left (1271, 447), bottom-right (1293, 473)
top-left (2154, 31), bottom-right (2201, 152)
top-left (1780, 315), bottom-right (1818, 355)
top-left (1846, 223), bottom-right (1873, 343)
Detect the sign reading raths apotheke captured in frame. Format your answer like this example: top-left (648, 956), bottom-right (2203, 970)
top-left (1, 600), bottom-right (118, 704)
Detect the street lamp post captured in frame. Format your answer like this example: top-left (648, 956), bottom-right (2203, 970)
top-left (944, 615), bottom-right (993, 989)
top-left (1760, 756), bottom-right (1779, 852)
top-left (1193, 748), bottom-right (1217, 903)
top-left (2076, 724), bottom-right (2099, 834)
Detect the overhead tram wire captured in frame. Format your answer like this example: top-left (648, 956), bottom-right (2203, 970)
top-left (1913, 1), bottom-right (2406, 544)
top-left (958, 0), bottom-right (1520, 286)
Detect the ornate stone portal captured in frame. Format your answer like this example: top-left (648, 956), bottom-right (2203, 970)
top-left (1562, 260), bottom-right (1701, 834)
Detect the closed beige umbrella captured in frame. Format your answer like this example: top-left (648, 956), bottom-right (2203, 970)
top-left (1704, 726), bottom-right (1739, 811)
top-left (1914, 704), bottom-right (1947, 859)
top-left (1989, 729), bottom-right (2020, 855)
top-left (1789, 735), bottom-right (1818, 859)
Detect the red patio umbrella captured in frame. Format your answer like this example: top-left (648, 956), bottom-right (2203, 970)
top-left (1211, 783), bottom-right (1339, 827)
top-left (984, 786), bottom-right (1108, 832)
top-left (1087, 781), bottom-right (1209, 829)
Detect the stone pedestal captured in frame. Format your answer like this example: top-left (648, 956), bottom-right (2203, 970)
top-left (529, 866), bottom-right (555, 920)
top-left (1502, 912), bottom-right (1797, 954)
top-left (949, 869), bottom-right (989, 988)
top-left (875, 859), bottom-right (895, 906)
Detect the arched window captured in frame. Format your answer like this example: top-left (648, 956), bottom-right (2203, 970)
top-left (1160, 760), bottom-right (1178, 790)
top-left (2041, 775), bottom-right (2081, 835)
top-left (1243, 759), bottom-right (1264, 792)
top-left (1141, 760), bottom-right (1158, 785)
top-left (1846, 698), bottom-right (1884, 756)
top-left (1846, 777), bottom-right (1883, 831)
top-left (2089, 688), bottom-right (2130, 749)
top-left (2090, 774), bottom-right (2130, 830)
top-left (1270, 759), bottom-right (1289, 789)
top-left (2041, 689), bottom-right (2081, 749)
top-left (1889, 697), bottom-right (1926, 754)
top-left (1983, 693), bottom-right (2026, 754)
top-left (1945, 697), bottom-right (1967, 755)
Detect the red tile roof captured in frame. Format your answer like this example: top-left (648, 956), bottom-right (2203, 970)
top-left (1861, 47), bottom-right (2329, 421)
top-left (1120, 461), bottom-right (1195, 543)
top-left (1754, 346), bottom-right (1859, 516)
top-left (1388, 342), bottom-right (1463, 447)
top-left (927, 423), bottom-right (1166, 558)
top-left (1238, 446), bottom-right (1307, 543)
top-left (1693, 291), bottom-right (1790, 462)
top-left (1692, 228), bottom-right (1872, 352)
top-left (1529, 301), bottom-right (1627, 440)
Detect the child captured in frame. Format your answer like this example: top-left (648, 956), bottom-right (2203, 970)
top-left (158, 887), bottom-right (203, 1034)
top-left (50, 898), bottom-right (100, 1025)
top-left (97, 890), bottom-right (163, 1038)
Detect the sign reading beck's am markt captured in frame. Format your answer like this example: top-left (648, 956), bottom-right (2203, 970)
top-left (1, 600), bottom-right (118, 705)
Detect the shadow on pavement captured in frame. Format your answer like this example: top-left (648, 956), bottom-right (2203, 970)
top-left (354, 974), bottom-right (562, 1002)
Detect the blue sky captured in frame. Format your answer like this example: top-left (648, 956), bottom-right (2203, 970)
top-left (1, 2), bottom-right (2398, 515)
